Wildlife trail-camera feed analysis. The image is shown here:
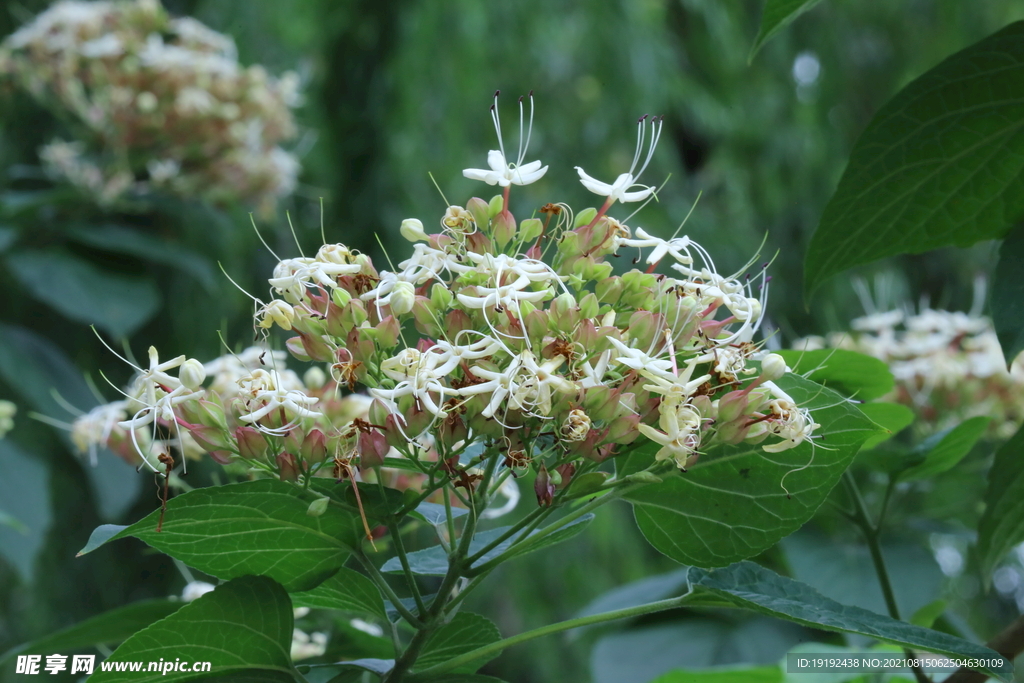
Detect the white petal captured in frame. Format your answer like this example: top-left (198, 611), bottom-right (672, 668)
top-left (487, 150), bottom-right (508, 172)
top-left (575, 166), bottom-right (614, 196)
top-left (619, 187), bottom-right (656, 203)
top-left (510, 163), bottom-right (548, 186)
top-left (463, 168), bottom-right (500, 185)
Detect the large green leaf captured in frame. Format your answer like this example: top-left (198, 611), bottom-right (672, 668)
top-left (749, 0), bottom-right (825, 62)
top-left (652, 667), bottom-right (782, 683)
top-left (0, 323), bottom-right (141, 519)
top-left (380, 514), bottom-right (594, 576)
top-left (992, 224), bottom-right (1024, 363)
top-left (291, 566), bottom-right (387, 620)
top-left (977, 423), bottom-right (1024, 580)
top-left (0, 439), bottom-right (51, 582)
top-left (899, 415), bottom-right (990, 480)
top-left (413, 612), bottom-right (502, 674)
top-left (857, 403), bottom-right (915, 451)
top-left (64, 224), bottom-right (217, 291)
top-left (776, 349), bottom-right (894, 401)
top-left (92, 576), bottom-right (294, 683)
top-left (804, 22), bottom-right (1024, 299)
top-left (689, 562), bottom-right (1012, 680)
top-left (0, 599), bottom-right (182, 669)
top-left (621, 373), bottom-right (876, 567)
top-left (6, 249), bottom-right (160, 338)
top-left (79, 479), bottom-right (360, 592)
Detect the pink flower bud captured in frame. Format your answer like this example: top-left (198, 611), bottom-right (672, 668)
top-left (235, 426), bottom-right (267, 461)
top-left (299, 331), bottom-right (333, 363)
top-left (492, 210), bottom-right (516, 248)
top-left (188, 424), bottom-right (232, 453)
top-left (358, 429), bottom-right (389, 469)
top-left (276, 452), bottom-right (299, 482)
top-left (375, 315), bottom-right (401, 348)
top-left (603, 414), bottom-right (641, 444)
top-left (535, 464), bottom-right (555, 507)
top-left (718, 390), bottom-right (750, 424)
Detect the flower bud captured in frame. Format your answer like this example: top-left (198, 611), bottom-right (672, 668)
top-left (519, 218), bottom-right (543, 243)
top-left (574, 207), bottom-right (598, 228)
top-left (535, 464), bottom-right (555, 507)
top-left (188, 424), bottom-right (232, 454)
top-left (331, 287), bottom-right (352, 308)
top-left (717, 390), bottom-right (750, 424)
top-left (468, 197), bottom-right (491, 227)
top-left (299, 331), bottom-right (334, 363)
top-left (307, 496), bottom-right (330, 517)
top-left (760, 353), bottom-right (787, 382)
top-left (603, 414), bottom-right (641, 444)
top-left (389, 281), bottom-right (416, 316)
top-left (578, 292), bottom-right (600, 320)
top-left (596, 277), bottom-right (623, 305)
top-left (276, 452), bottom-right (299, 482)
top-left (627, 310), bottom-right (658, 350)
top-left (195, 398), bottom-right (227, 432)
top-left (445, 309), bottom-right (472, 337)
top-left (488, 194), bottom-right (504, 218)
top-left (260, 299), bottom-right (295, 331)
top-left (550, 292), bottom-right (579, 331)
top-left (412, 297), bottom-right (442, 337)
top-left (301, 429), bottom-right (327, 464)
top-left (304, 365), bottom-right (327, 390)
top-left (358, 429), bottom-right (389, 469)
top-left (375, 315), bottom-right (401, 348)
top-left (286, 336), bottom-right (311, 362)
top-left (583, 386), bottom-right (618, 422)
top-left (492, 210), bottom-right (516, 248)
top-left (179, 358), bottom-right (206, 391)
top-left (236, 426), bottom-right (267, 461)
top-left (400, 218), bottom-right (428, 242)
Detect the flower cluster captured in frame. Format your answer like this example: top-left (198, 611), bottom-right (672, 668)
top-left (796, 307), bottom-right (1024, 437)
top-left (0, 0), bottom-right (300, 210)
top-left (76, 94), bottom-right (816, 510)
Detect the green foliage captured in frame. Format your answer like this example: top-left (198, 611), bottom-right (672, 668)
top-left (856, 403), bottom-right (914, 450)
top-left (381, 515), bottom-right (595, 576)
top-left (977, 423), bottom-right (1024, 580)
top-left (776, 349), bottom-right (894, 401)
top-left (92, 576), bottom-right (294, 683)
top-left (651, 667), bottom-right (782, 683)
top-left (804, 21), bottom-right (1024, 299)
top-left (0, 599), bottom-right (181, 669)
top-left (621, 374), bottom-right (876, 567)
top-left (79, 480), bottom-right (361, 592)
top-left (992, 224), bottom-right (1024, 362)
top-left (291, 567), bottom-right (388, 621)
top-left (749, 0), bottom-right (825, 62)
top-left (899, 415), bottom-right (990, 480)
top-left (689, 562), bottom-right (1011, 679)
top-left (413, 612), bottom-right (502, 674)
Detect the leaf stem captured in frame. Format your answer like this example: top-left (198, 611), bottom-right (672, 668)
top-left (416, 590), bottom-right (695, 678)
top-left (356, 552), bottom-right (424, 629)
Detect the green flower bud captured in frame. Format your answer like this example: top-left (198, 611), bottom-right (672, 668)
top-left (389, 281), bottom-right (416, 315)
top-left (492, 210), bottom-right (516, 249)
top-left (430, 282), bottom-right (453, 309)
top-left (307, 496), bottom-right (330, 517)
top-left (519, 217), bottom-right (543, 243)
top-left (760, 353), bottom-right (787, 381)
top-left (331, 287), bottom-right (352, 308)
top-left (574, 207), bottom-right (598, 228)
top-left (596, 276), bottom-right (624, 305)
top-left (400, 218), bottom-right (428, 242)
top-left (468, 197), bottom-right (491, 227)
top-left (179, 358), bottom-right (206, 391)
top-left (303, 365), bottom-right (327, 390)
top-left (488, 194), bottom-right (504, 218)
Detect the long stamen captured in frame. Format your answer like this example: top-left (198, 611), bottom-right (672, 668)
top-left (635, 115), bottom-right (663, 180)
top-left (629, 114), bottom-right (648, 175)
top-left (490, 90), bottom-right (507, 162)
top-left (516, 95), bottom-right (525, 167)
top-left (522, 90), bottom-right (535, 167)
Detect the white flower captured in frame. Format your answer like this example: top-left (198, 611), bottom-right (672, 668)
top-left (575, 114), bottom-right (663, 204)
top-left (639, 397), bottom-right (703, 469)
top-left (237, 369), bottom-right (321, 431)
top-left (463, 91), bottom-right (548, 187)
top-left (181, 581), bottom-right (216, 602)
top-left (290, 628), bottom-right (328, 661)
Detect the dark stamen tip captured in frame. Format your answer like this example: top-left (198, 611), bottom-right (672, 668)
top-left (528, 89), bottom-right (534, 97)
top-left (494, 89), bottom-right (500, 97)
top-left (518, 95), bottom-right (524, 103)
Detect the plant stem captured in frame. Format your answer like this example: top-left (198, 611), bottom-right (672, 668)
top-left (842, 473), bottom-right (930, 683)
top-left (416, 591), bottom-right (696, 678)
top-left (376, 476), bottom-right (426, 615)
top-left (356, 552), bottom-right (424, 628)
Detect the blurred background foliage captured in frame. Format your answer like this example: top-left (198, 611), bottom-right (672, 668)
top-left (1, 1), bottom-right (1023, 682)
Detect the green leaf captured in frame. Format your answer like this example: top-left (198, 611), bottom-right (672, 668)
top-left (6, 249), bottom-right (160, 338)
top-left (689, 562), bottom-right (1012, 680)
top-left (79, 480), bottom-right (360, 592)
top-left (621, 373), bottom-right (875, 567)
top-left (380, 514), bottom-right (595, 575)
top-left (804, 22), bottom-right (1024, 300)
top-left (576, 568), bottom-right (691, 621)
top-left (0, 439), bottom-right (51, 582)
top-left (900, 415), bottom-right (990, 480)
top-left (412, 501), bottom-right (469, 526)
top-left (0, 226), bottom-right (15, 252)
top-left (92, 576), bottom-right (294, 683)
top-left (64, 224), bottom-right (217, 291)
top-left (978, 423), bottom-right (1024, 580)
top-left (291, 566), bottom-right (387, 620)
top-left (0, 599), bottom-right (181, 668)
top-left (910, 600), bottom-right (947, 629)
top-left (776, 349), bottom-right (894, 401)
top-left (0, 323), bottom-right (142, 519)
top-left (652, 667), bottom-right (782, 683)
top-left (857, 403), bottom-right (915, 450)
top-left (992, 224), bottom-right (1024, 363)
top-left (410, 675), bottom-right (507, 683)
top-left (413, 612), bottom-right (502, 674)
top-left (749, 0), bottom-right (824, 62)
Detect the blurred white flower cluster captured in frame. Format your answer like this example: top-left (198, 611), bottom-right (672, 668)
top-left (796, 308), bottom-right (1024, 437)
top-left (0, 0), bottom-right (300, 211)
